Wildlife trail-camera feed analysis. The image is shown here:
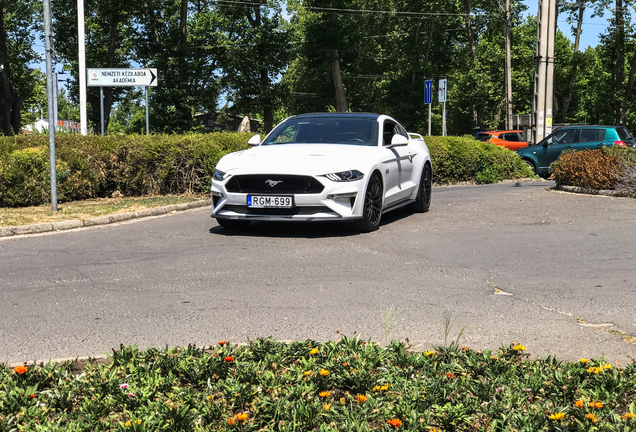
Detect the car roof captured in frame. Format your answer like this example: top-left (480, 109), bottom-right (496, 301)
top-left (290, 112), bottom-right (382, 120)
top-left (482, 130), bottom-right (523, 134)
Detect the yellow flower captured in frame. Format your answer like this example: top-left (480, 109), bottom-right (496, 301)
top-left (604, 364), bottom-right (612, 369)
top-left (512, 344), bottom-right (526, 351)
top-left (356, 395), bottom-right (368, 403)
top-left (549, 412), bottom-right (566, 421)
top-left (372, 386), bottom-right (381, 392)
top-left (424, 350), bottom-right (435, 356)
top-left (135, 419), bottom-right (142, 425)
top-left (318, 391), bottom-right (331, 398)
top-left (339, 397), bottom-right (345, 404)
top-left (310, 348), bottom-right (319, 355)
top-left (304, 371), bottom-right (312, 376)
top-left (320, 369), bottom-right (329, 376)
top-left (380, 384), bottom-right (390, 391)
top-left (580, 358), bottom-right (590, 364)
top-left (491, 356), bottom-right (499, 360)
top-left (588, 366), bottom-right (603, 374)
top-left (323, 403), bottom-right (331, 411)
top-left (574, 400), bottom-right (584, 408)
top-left (124, 420), bottom-right (131, 427)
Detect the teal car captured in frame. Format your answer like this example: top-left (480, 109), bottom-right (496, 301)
top-left (515, 125), bottom-right (634, 178)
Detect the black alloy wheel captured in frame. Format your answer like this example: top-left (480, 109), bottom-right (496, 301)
top-left (408, 163), bottom-right (432, 213)
top-left (354, 173), bottom-right (383, 232)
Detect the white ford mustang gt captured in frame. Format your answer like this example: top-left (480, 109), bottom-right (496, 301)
top-left (211, 113), bottom-right (432, 232)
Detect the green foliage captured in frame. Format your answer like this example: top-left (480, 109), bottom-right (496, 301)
top-left (2, 340), bottom-right (636, 431)
top-left (552, 148), bottom-right (623, 189)
top-left (0, 133), bottom-right (251, 207)
top-left (424, 136), bottom-right (535, 184)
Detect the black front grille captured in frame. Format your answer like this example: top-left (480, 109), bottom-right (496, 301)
top-left (225, 175), bottom-right (324, 194)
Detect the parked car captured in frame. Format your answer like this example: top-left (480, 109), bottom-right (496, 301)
top-left (211, 113), bottom-right (432, 232)
top-left (475, 130), bottom-right (529, 151)
top-left (515, 125), bottom-right (635, 178)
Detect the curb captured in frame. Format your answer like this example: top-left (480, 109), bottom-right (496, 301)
top-left (0, 199), bottom-right (210, 238)
top-left (554, 185), bottom-right (636, 199)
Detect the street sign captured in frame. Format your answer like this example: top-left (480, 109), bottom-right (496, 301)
top-left (438, 79), bottom-right (447, 103)
top-left (87, 68), bottom-right (158, 87)
top-left (424, 80), bottom-right (433, 104)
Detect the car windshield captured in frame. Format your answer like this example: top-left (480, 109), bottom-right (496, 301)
top-left (475, 133), bottom-right (491, 142)
top-left (264, 117), bottom-right (379, 146)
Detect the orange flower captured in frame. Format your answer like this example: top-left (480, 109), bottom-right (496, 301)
top-left (386, 418), bottom-right (402, 429)
top-left (224, 356), bottom-right (234, 362)
top-left (218, 341), bottom-right (229, 346)
top-left (445, 373), bottom-right (456, 379)
top-left (13, 366), bottom-right (27, 375)
top-left (356, 395), bottom-right (368, 403)
top-left (585, 413), bottom-right (598, 423)
top-left (622, 413), bottom-right (635, 419)
top-left (319, 369), bottom-right (329, 376)
top-left (574, 400), bottom-right (584, 408)
top-left (236, 413), bottom-right (249, 421)
top-left (318, 391), bottom-right (331, 398)
top-left (322, 403), bottom-right (331, 411)
top-left (594, 401), bottom-right (603, 409)
top-left (227, 418), bottom-right (235, 426)
top-left (28, 394), bottom-right (36, 400)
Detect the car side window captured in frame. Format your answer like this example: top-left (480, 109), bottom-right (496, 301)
top-left (579, 129), bottom-right (605, 143)
top-left (546, 129), bottom-right (577, 145)
top-left (397, 124), bottom-right (408, 138)
top-left (503, 133), bottom-right (519, 142)
top-left (383, 121), bottom-right (397, 146)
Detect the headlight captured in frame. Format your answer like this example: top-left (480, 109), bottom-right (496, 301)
top-left (213, 169), bottom-right (229, 181)
top-left (324, 170), bottom-right (364, 182)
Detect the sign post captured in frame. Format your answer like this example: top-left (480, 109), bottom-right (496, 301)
top-left (438, 79), bottom-right (447, 136)
top-left (87, 68), bottom-right (158, 134)
top-left (424, 80), bottom-right (432, 136)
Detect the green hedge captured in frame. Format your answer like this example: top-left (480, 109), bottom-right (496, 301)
top-left (0, 134), bottom-right (534, 208)
top-left (0, 133), bottom-right (251, 207)
top-left (424, 136), bottom-right (535, 184)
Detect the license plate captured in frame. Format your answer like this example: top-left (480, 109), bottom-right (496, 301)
top-left (247, 195), bottom-right (293, 208)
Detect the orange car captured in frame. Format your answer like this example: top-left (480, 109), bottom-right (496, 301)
top-left (475, 130), bottom-right (529, 151)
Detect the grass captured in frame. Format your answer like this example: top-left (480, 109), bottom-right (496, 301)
top-left (2, 337), bottom-right (636, 431)
top-left (0, 195), bottom-right (206, 227)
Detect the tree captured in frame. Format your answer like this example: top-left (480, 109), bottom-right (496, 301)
top-left (0, 0), bottom-right (41, 135)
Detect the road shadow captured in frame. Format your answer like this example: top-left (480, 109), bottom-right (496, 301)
top-left (208, 207), bottom-right (414, 239)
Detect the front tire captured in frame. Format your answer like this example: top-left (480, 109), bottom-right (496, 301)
top-left (407, 163), bottom-right (432, 213)
top-left (216, 218), bottom-right (250, 229)
top-left (354, 173), bottom-right (383, 233)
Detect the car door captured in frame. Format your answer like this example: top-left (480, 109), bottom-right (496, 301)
top-left (379, 120), bottom-right (414, 206)
top-left (535, 128), bottom-right (579, 171)
top-left (574, 128), bottom-right (606, 151)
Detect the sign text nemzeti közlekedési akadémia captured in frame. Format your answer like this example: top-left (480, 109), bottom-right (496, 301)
top-left (101, 70), bottom-right (149, 84)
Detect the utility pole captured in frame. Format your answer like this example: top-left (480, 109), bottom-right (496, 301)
top-left (504, 0), bottom-right (513, 130)
top-left (43, 0), bottom-right (58, 211)
top-left (532, 0), bottom-right (556, 144)
top-left (78, 0), bottom-right (87, 135)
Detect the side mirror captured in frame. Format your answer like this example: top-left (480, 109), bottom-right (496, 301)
top-left (248, 134), bottom-right (261, 146)
top-left (388, 134), bottom-right (408, 148)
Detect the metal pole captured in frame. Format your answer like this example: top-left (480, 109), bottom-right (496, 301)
top-left (53, 73), bottom-right (58, 131)
top-left (100, 87), bottom-right (104, 135)
top-left (145, 86), bottom-right (149, 134)
top-left (428, 103), bottom-right (431, 136)
top-left (504, 0), bottom-right (513, 130)
top-left (442, 101), bottom-right (446, 136)
top-left (43, 0), bottom-right (57, 211)
top-left (78, 0), bottom-right (87, 135)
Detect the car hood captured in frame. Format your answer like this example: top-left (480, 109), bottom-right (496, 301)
top-left (217, 144), bottom-right (378, 176)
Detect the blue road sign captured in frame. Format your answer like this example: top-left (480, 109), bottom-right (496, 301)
top-left (424, 80), bottom-right (433, 104)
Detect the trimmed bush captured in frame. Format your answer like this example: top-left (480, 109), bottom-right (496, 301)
top-left (0, 133), bottom-right (252, 207)
top-left (424, 136), bottom-right (535, 184)
top-left (551, 147), bottom-right (635, 190)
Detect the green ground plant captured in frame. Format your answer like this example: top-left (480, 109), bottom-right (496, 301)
top-left (2, 338), bottom-right (635, 431)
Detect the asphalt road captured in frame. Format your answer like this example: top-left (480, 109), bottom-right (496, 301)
top-left (2, 180), bottom-right (636, 364)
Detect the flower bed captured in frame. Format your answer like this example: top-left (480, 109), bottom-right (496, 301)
top-left (3, 337), bottom-right (636, 431)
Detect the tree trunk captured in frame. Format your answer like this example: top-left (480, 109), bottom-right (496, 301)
top-left (331, 53), bottom-right (348, 112)
top-left (615, 0), bottom-right (625, 125)
top-left (562, 0), bottom-right (585, 118)
top-left (0, 2), bottom-right (20, 135)
top-left (620, 49), bottom-right (636, 125)
top-left (462, 0), bottom-right (477, 64)
top-left (412, 17), bottom-right (422, 86)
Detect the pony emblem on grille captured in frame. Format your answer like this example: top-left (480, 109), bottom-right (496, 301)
top-left (265, 179), bottom-right (283, 187)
